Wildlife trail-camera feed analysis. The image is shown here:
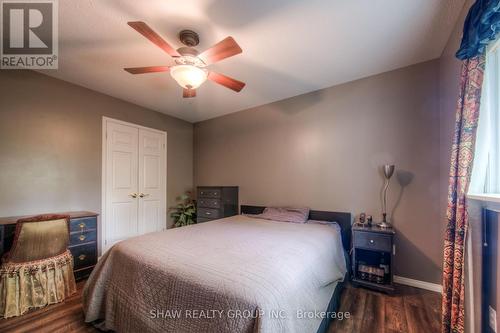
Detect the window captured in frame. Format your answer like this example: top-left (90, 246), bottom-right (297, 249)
top-left (470, 37), bottom-right (500, 195)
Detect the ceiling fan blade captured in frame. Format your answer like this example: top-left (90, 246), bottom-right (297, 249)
top-left (124, 66), bottom-right (171, 74)
top-left (198, 37), bottom-right (242, 65)
top-left (183, 88), bottom-right (196, 98)
top-left (128, 21), bottom-right (180, 57)
top-left (208, 72), bottom-right (245, 92)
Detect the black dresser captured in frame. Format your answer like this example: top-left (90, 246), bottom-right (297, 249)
top-left (0, 211), bottom-right (98, 281)
top-left (197, 186), bottom-right (239, 223)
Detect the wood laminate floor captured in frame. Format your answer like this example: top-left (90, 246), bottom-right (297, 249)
top-left (329, 283), bottom-right (441, 333)
top-left (0, 281), bottom-right (440, 333)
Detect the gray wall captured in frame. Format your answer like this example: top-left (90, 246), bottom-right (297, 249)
top-left (194, 60), bottom-right (443, 284)
top-left (0, 70), bottom-right (193, 230)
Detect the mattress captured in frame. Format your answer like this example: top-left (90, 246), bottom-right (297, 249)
top-left (83, 215), bottom-right (347, 333)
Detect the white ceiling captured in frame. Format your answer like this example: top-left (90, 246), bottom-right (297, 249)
top-left (39, 0), bottom-right (465, 123)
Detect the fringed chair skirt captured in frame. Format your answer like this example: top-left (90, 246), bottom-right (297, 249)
top-left (0, 249), bottom-right (77, 318)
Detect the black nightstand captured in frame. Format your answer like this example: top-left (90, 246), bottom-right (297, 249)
top-left (351, 224), bottom-right (395, 293)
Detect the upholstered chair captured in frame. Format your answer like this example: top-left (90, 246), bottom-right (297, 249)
top-left (0, 214), bottom-right (77, 318)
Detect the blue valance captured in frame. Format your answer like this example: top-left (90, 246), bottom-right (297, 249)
top-left (456, 0), bottom-right (500, 60)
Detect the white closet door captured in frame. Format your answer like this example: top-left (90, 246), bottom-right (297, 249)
top-left (105, 122), bottom-right (139, 248)
top-left (138, 128), bottom-right (166, 234)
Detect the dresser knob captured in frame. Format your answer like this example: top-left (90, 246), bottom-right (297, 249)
top-left (370, 239), bottom-right (374, 244)
top-left (79, 235), bottom-right (86, 241)
top-left (206, 212), bottom-right (211, 215)
top-left (78, 254), bottom-right (86, 261)
top-left (79, 223), bottom-right (86, 229)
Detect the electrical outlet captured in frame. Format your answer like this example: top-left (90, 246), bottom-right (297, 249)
top-left (489, 305), bottom-right (497, 332)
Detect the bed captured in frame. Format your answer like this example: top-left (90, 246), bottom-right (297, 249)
top-left (83, 205), bottom-right (352, 333)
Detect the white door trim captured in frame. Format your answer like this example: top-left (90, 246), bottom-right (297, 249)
top-left (101, 117), bottom-right (167, 254)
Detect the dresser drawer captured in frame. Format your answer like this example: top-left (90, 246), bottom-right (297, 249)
top-left (198, 208), bottom-right (220, 219)
top-left (70, 243), bottom-right (97, 270)
top-left (74, 266), bottom-right (94, 281)
top-left (70, 217), bottom-right (97, 232)
top-left (69, 229), bottom-right (97, 246)
top-left (354, 231), bottom-right (392, 252)
top-left (198, 188), bottom-right (221, 198)
top-left (198, 198), bottom-right (221, 209)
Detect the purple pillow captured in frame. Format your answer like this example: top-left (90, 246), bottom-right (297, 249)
top-left (254, 207), bottom-right (310, 223)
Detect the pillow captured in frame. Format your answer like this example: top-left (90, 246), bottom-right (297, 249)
top-left (254, 207), bottom-right (310, 223)
top-left (307, 219), bottom-right (341, 231)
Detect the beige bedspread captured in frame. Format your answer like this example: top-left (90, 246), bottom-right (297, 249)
top-left (83, 215), bottom-right (347, 333)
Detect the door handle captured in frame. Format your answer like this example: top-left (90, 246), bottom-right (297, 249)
top-left (139, 193), bottom-right (149, 198)
top-left (129, 193), bottom-right (138, 198)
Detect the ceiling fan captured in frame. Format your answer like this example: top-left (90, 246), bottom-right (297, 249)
top-left (124, 21), bottom-right (245, 98)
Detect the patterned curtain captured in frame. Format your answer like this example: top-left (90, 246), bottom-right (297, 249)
top-left (442, 55), bottom-right (485, 333)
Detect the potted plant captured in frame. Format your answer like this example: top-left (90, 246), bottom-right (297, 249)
top-left (170, 192), bottom-right (197, 227)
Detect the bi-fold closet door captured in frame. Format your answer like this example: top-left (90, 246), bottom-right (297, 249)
top-left (103, 118), bottom-right (166, 251)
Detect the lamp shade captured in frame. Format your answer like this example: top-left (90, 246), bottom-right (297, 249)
top-left (383, 165), bottom-right (395, 179)
top-left (170, 65), bottom-right (208, 89)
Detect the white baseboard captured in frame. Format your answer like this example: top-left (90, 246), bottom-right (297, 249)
top-left (394, 275), bottom-right (443, 293)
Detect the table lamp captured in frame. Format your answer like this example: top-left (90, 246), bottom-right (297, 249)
top-left (378, 164), bottom-right (395, 229)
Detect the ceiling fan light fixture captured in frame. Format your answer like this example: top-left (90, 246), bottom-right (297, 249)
top-left (170, 65), bottom-right (207, 89)
top-left (125, 22), bottom-right (244, 97)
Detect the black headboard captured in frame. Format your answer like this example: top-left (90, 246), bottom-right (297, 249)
top-left (240, 205), bottom-right (352, 252)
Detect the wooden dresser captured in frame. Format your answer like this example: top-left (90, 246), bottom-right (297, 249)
top-left (0, 211), bottom-right (98, 281)
top-left (197, 186), bottom-right (239, 223)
